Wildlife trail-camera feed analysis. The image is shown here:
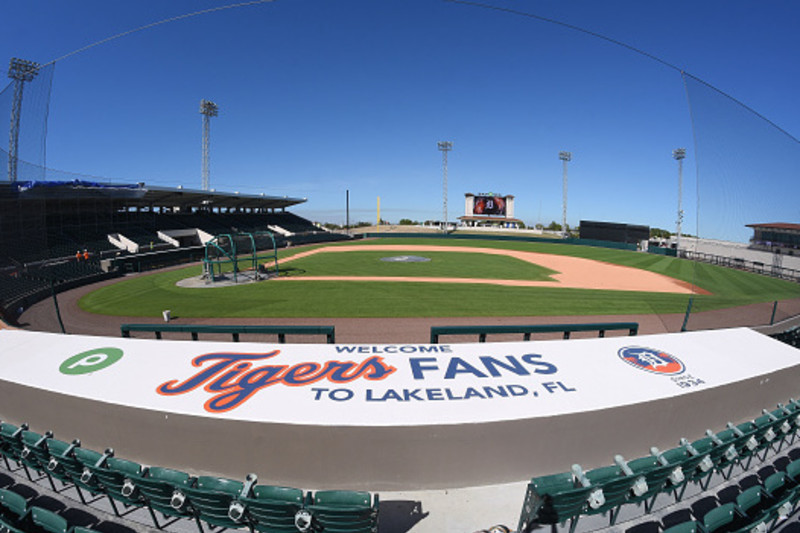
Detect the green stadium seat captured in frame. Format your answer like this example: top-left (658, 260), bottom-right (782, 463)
top-left (701, 502), bottom-right (737, 533)
top-left (624, 455), bottom-right (675, 513)
top-left (19, 430), bottom-right (55, 489)
top-left (785, 458), bottom-right (800, 484)
top-left (307, 490), bottom-right (379, 533)
top-left (42, 439), bottom-right (106, 505)
top-left (652, 443), bottom-right (711, 502)
top-left (29, 506), bottom-right (68, 533)
top-left (235, 482), bottom-right (305, 533)
top-left (181, 475), bottom-right (250, 532)
top-left (751, 415), bottom-right (784, 460)
top-left (127, 466), bottom-right (195, 529)
top-left (582, 464), bottom-right (637, 526)
top-left (763, 472), bottom-right (789, 500)
top-left (85, 456), bottom-right (147, 518)
top-left (0, 423), bottom-right (28, 474)
top-left (517, 471), bottom-right (593, 533)
top-left (0, 489), bottom-right (29, 527)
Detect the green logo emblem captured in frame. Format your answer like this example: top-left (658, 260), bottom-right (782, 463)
top-left (60, 348), bottom-right (123, 375)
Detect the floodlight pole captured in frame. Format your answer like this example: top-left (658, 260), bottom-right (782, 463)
top-left (438, 141), bottom-right (453, 232)
top-left (673, 148), bottom-right (686, 253)
top-left (559, 151), bottom-right (571, 238)
top-left (200, 99), bottom-right (219, 191)
top-left (7, 58), bottom-right (39, 183)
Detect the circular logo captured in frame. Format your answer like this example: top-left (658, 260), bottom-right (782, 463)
top-left (618, 346), bottom-right (685, 375)
top-left (60, 348), bottom-right (124, 375)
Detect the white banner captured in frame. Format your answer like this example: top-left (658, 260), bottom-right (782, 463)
top-left (0, 328), bottom-right (798, 426)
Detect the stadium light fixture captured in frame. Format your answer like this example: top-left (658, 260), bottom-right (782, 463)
top-left (438, 141), bottom-right (453, 233)
top-left (673, 148), bottom-right (686, 253)
top-left (559, 151), bottom-right (571, 238)
top-left (199, 99), bottom-right (219, 191)
top-left (7, 58), bottom-right (40, 183)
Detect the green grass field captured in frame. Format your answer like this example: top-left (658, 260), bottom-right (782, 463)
top-left (79, 237), bottom-right (800, 318)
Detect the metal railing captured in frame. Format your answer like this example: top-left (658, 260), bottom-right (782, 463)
top-left (430, 322), bottom-right (639, 344)
top-left (120, 323), bottom-right (336, 344)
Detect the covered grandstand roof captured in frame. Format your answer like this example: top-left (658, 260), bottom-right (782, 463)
top-left (1, 181), bottom-right (306, 210)
top-left (747, 222), bottom-right (800, 231)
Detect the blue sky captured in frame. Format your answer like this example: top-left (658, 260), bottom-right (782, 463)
top-left (2, 0), bottom-right (799, 241)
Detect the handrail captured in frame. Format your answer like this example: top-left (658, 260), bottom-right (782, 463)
top-left (430, 322), bottom-right (638, 344)
top-left (120, 323), bottom-right (335, 344)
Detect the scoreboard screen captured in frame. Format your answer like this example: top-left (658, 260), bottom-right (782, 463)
top-left (473, 195), bottom-right (506, 216)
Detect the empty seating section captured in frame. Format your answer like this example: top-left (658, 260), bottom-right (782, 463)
top-left (6, 396), bottom-right (800, 532)
top-left (0, 422), bottom-right (380, 533)
top-left (0, 209), bottom-right (346, 320)
top-left (517, 397), bottom-right (800, 533)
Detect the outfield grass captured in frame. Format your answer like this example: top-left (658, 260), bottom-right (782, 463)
top-left (79, 238), bottom-right (800, 318)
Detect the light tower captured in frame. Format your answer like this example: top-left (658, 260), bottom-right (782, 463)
top-left (559, 151), bottom-right (571, 238)
top-left (438, 141), bottom-right (453, 232)
top-left (7, 58), bottom-right (39, 183)
top-left (673, 148), bottom-right (686, 253)
top-left (199, 99), bottom-right (219, 191)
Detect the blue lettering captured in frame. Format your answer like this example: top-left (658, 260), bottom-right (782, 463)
top-left (479, 356), bottom-right (530, 377)
top-left (426, 388), bottom-right (444, 401)
top-left (409, 357), bottom-right (439, 379)
top-left (522, 353), bottom-right (558, 374)
top-left (444, 357), bottom-right (487, 379)
top-left (483, 385), bottom-right (509, 398)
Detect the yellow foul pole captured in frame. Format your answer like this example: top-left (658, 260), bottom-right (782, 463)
top-left (377, 196), bottom-right (381, 233)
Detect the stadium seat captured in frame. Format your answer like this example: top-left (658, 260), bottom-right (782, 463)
top-left (0, 489), bottom-right (29, 528)
top-left (307, 490), bottom-right (379, 533)
top-left (19, 430), bottom-right (55, 488)
top-left (763, 472), bottom-right (789, 500)
top-left (750, 415), bottom-right (784, 460)
top-left (235, 482), bottom-right (306, 533)
top-left (127, 466), bottom-right (195, 529)
top-left (728, 485), bottom-right (769, 532)
top-left (701, 502), bottom-right (737, 533)
top-left (517, 471), bottom-right (594, 533)
top-left (651, 443), bottom-right (711, 502)
top-left (582, 464), bottom-right (637, 526)
top-left (43, 439), bottom-right (106, 504)
top-left (85, 456), bottom-right (147, 518)
top-left (0, 423), bottom-right (28, 473)
top-left (784, 458), bottom-right (800, 484)
top-left (691, 430), bottom-right (739, 488)
top-left (624, 455), bottom-right (675, 513)
top-left (181, 474), bottom-right (251, 532)
top-left (28, 506), bottom-right (68, 533)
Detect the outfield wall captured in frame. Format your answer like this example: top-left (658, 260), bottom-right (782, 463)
top-left (1, 328), bottom-right (798, 490)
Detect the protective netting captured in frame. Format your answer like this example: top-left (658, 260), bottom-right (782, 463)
top-left (683, 73), bottom-right (800, 245)
top-left (0, 62), bottom-right (55, 180)
top-left (2, 6), bottom-right (799, 332)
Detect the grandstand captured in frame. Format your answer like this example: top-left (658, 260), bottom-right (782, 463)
top-left (0, 180), bottom-right (348, 322)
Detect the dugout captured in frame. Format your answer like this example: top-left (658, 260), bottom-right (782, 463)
top-left (579, 220), bottom-right (649, 245)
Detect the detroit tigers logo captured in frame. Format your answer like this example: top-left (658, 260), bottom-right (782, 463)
top-left (618, 346), bottom-right (685, 375)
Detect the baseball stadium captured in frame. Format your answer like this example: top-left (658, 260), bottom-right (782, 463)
top-left (2, 2), bottom-right (800, 533)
